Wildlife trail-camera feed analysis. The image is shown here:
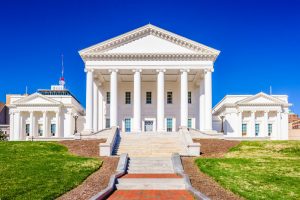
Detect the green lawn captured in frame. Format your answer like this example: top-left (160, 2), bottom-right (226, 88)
top-left (196, 141), bottom-right (300, 200)
top-left (0, 142), bottom-right (102, 200)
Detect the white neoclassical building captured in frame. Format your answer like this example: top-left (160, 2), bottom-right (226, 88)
top-left (212, 92), bottom-right (291, 140)
top-left (7, 24), bottom-right (291, 141)
top-left (79, 24), bottom-right (220, 133)
top-left (8, 83), bottom-right (85, 141)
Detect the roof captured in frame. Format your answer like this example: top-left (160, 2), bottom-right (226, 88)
top-left (79, 24), bottom-right (220, 62)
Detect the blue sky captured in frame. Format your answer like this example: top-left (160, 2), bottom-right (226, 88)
top-left (0, 0), bottom-right (299, 113)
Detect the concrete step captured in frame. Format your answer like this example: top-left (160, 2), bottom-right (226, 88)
top-left (117, 178), bottom-right (184, 184)
top-left (116, 182), bottom-right (185, 190)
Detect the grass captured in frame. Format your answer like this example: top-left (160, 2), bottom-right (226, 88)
top-left (0, 142), bottom-right (102, 200)
top-left (195, 141), bottom-right (300, 200)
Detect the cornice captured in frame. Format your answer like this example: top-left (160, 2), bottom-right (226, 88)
top-left (81, 53), bottom-right (217, 61)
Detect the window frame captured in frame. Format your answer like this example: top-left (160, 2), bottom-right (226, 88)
top-left (125, 92), bottom-right (131, 104)
top-left (50, 124), bottom-right (56, 136)
top-left (125, 118), bottom-right (131, 132)
top-left (146, 92), bottom-right (152, 104)
top-left (255, 123), bottom-right (260, 136)
top-left (25, 124), bottom-right (30, 136)
top-left (106, 92), bottom-right (110, 104)
top-left (188, 91), bottom-right (192, 104)
top-left (188, 118), bottom-right (192, 128)
top-left (106, 118), bottom-right (110, 129)
top-left (167, 91), bottom-right (173, 104)
top-left (242, 123), bottom-right (247, 135)
top-left (268, 123), bottom-right (272, 136)
top-left (167, 118), bottom-right (173, 132)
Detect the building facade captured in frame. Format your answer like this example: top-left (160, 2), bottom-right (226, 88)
top-left (8, 84), bottom-right (84, 141)
top-left (212, 92), bottom-right (290, 140)
top-left (79, 24), bottom-right (220, 133)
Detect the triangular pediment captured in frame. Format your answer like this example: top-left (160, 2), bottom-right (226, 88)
top-left (237, 92), bottom-right (286, 105)
top-left (14, 93), bottom-right (61, 105)
top-left (79, 24), bottom-right (220, 59)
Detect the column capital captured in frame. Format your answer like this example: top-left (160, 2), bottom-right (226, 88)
top-left (156, 69), bottom-right (166, 73)
top-left (204, 68), bottom-right (214, 73)
top-left (42, 111), bottom-right (47, 115)
top-left (180, 69), bottom-right (190, 73)
top-left (132, 69), bottom-right (142, 73)
top-left (84, 68), bottom-right (94, 73)
top-left (108, 69), bottom-right (119, 73)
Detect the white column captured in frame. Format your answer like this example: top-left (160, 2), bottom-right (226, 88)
top-left (133, 69), bottom-right (142, 132)
top-left (55, 111), bottom-right (60, 137)
top-left (276, 111), bottom-right (281, 139)
top-left (43, 111), bottom-right (47, 137)
top-left (180, 69), bottom-right (189, 127)
top-left (19, 112), bottom-right (23, 140)
top-left (85, 69), bottom-right (94, 133)
top-left (250, 111), bottom-right (256, 137)
top-left (93, 80), bottom-right (98, 132)
top-left (263, 111), bottom-right (269, 137)
top-left (14, 112), bottom-right (20, 140)
top-left (199, 77), bottom-right (205, 131)
top-left (68, 111), bottom-right (73, 136)
top-left (204, 69), bottom-right (213, 130)
top-left (9, 111), bottom-right (14, 141)
top-left (30, 111), bottom-right (35, 137)
top-left (110, 69), bottom-right (118, 127)
top-left (98, 84), bottom-right (104, 130)
top-left (157, 69), bottom-right (165, 132)
top-left (237, 111), bottom-right (242, 136)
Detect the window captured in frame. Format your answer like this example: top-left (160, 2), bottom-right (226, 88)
top-left (167, 92), bottom-right (173, 104)
top-left (106, 92), bottom-right (110, 104)
top-left (125, 118), bottom-right (131, 132)
top-left (125, 92), bottom-right (131, 104)
top-left (38, 124), bottom-right (43, 136)
top-left (146, 92), bottom-right (152, 104)
top-left (188, 118), bottom-right (192, 128)
top-left (25, 124), bottom-right (30, 136)
top-left (106, 118), bottom-right (110, 129)
top-left (188, 91), bottom-right (192, 104)
top-left (268, 124), bottom-right (272, 136)
top-left (242, 124), bottom-right (247, 136)
top-left (167, 118), bottom-right (173, 132)
top-left (51, 124), bottom-right (56, 136)
top-left (255, 124), bottom-right (260, 136)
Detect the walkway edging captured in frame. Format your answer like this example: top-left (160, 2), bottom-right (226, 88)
top-left (171, 153), bottom-right (210, 200)
top-left (90, 153), bottom-right (128, 200)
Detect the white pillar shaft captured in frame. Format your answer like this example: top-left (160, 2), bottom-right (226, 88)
top-left (157, 70), bottom-right (165, 131)
top-left (133, 70), bottom-right (141, 131)
top-left (110, 70), bottom-right (118, 127)
top-left (30, 112), bottom-right (34, 137)
top-left (277, 112), bottom-right (281, 139)
top-left (14, 112), bottom-right (20, 140)
top-left (43, 112), bottom-right (47, 137)
top-left (204, 70), bottom-right (212, 130)
top-left (264, 112), bottom-right (268, 136)
top-left (199, 78), bottom-right (205, 131)
top-left (56, 112), bottom-right (60, 137)
top-left (93, 81), bottom-right (98, 132)
top-left (98, 86), bottom-right (103, 130)
top-left (85, 70), bottom-right (94, 132)
top-left (9, 113), bottom-right (14, 140)
top-left (251, 111), bottom-right (256, 136)
top-left (237, 112), bottom-right (242, 136)
top-left (180, 70), bottom-right (188, 127)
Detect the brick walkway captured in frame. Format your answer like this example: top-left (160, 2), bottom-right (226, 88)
top-left (107, 190), bottom-right (194, 200)
top-left (107, 173), bottom-right (194, 199)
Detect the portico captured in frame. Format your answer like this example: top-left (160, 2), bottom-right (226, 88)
top-left (80, 25), bottom-right (220, 133)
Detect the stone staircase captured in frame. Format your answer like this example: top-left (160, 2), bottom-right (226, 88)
top-left (114, 132), bottom-right (188, 157)
top-left (115, 157), bottom-right (186, 190)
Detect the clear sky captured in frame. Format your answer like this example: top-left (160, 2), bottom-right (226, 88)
top-left (0, 0), bottom-right (299, 113)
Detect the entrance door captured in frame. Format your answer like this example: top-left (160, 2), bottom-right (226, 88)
top-left (144, 120), bottom-right (154, 132)
top-left (125, 118), bottom-right (131, 132)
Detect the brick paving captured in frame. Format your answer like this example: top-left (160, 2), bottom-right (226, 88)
top-left (107, 190), bottom-right (194, 200)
